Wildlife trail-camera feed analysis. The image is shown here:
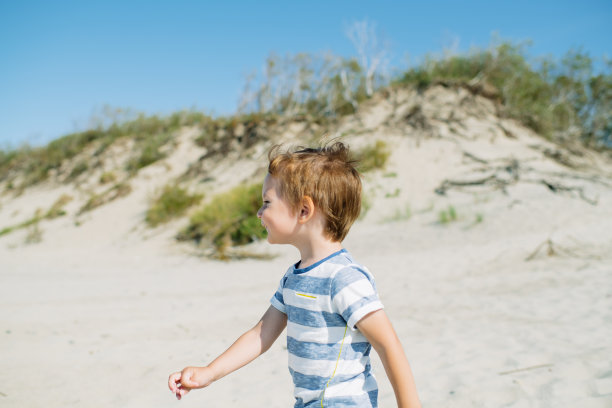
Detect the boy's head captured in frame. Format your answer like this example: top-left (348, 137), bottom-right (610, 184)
top-left (267, 142), bottom-right (361, 242)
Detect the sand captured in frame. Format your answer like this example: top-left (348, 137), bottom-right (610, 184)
top-left (1, 86), bottom-right (611, 407)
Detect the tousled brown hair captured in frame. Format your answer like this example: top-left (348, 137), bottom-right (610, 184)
top-left (267, 142), bottom-right (361, 242)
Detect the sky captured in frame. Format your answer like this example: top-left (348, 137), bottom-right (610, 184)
top-left (1, 0), bottom-right (610, 149)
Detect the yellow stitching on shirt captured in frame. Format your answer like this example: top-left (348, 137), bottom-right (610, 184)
top-left (320, 323), bottom-right (349, 408)
top-left (296, 293), bottom-right (317, 299)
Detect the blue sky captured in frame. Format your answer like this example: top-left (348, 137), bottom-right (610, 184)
top-left (1, 0), bottom-right (610, 148)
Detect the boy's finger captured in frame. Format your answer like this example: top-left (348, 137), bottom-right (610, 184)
top-left (168, 372), bottom-right (181, 392)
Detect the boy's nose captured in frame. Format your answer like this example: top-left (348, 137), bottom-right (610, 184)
top-left (257, 207), bottom-right (263, 218)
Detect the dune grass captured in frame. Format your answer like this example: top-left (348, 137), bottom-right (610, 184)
top-left (146, 184), bottom-right (203, 227)
top-left (177, 183), bottom-right (265, 257)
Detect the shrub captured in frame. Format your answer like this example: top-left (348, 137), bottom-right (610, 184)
top-left (395, 42), bottom-right (612, 147)
top-left (355, 140), bottom-right (391, 172)
top-left (146, 184), bottom-right (203, 227)
top-left (67, 160), bottom-right (89, 181)
top-left (99, 171), bottom-right (117, 184)
top-left (79, 182), bottom-right (132, 214)
top-left (46, 194), bottom-right (73, 219)
top-left (178, 183), bottom-right (265, 256)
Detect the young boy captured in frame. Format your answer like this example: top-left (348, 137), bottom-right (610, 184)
top-left (168, 142), bottom-right (421, 407)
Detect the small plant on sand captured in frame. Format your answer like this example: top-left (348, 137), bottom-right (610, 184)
top-left (79, 182), bottom-right (132, 214)
top-left (385, 188), bottom-right (400, 198)
top-left (355, 140), bottom-right (391, 173)
top-left (383, 204), bottom-right (412, 223)
top-left (67, 160), bottom-right (89, 181)
top-left (177, 183), bottom-right (265, 257)
top-left (45, 194), bottom-right (73, 219)
top-left (146, 184), bottom-right (203, 227)
top-left (438, 205), bottom-right (458, 224)
top-left (125, 132), bottom-right (173, 173)
top-left (25, 219), bottom-right (43, 244)
top-left (99, 171), bottom-right (117, 184)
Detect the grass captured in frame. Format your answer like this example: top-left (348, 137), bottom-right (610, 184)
top-left (385, 188), bottom-right (400, 198)
top-left (79, 182), bottom-right (132, 214)
top-left (438, 205), bottom-right (458, 224)
top-left (146, 184), bottom-right (203, 227)
top-left (177, 183), bottom-right (265, 257)
top-left (355, 140), bottom-right (391, 173)
top-left (0, 195), bottom-right (73, 238)
top-left (0, 110), bottom-right (209, 189)
top-left (99, 171), bottom-right (117, 184)
top-left (383, 204), bottom-right (412, 223)
top-left (45, 194), bottom-right (73, 219)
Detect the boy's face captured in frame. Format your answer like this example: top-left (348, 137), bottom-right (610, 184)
top-left (257, 174), bottom-right (299, 245)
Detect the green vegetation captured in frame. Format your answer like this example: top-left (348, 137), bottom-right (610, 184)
top-left (146, 184), bottom-right (203, 227)
top-left (1, 40), bottom-right (609, 193)
top-left (395, 43), bottom-right (612, 147)
top-left (177, 183), bottom-right (265, 257)
top-left (0, 195), bottom-right (72, 238)
top-left (383, 204), bottom-right (412, 223)
top-left (45, 194), bottom-right (73, 219)
top-left (0, 110), bottom-right (210, 189)
top-left (385, 188), bottom-right (400, 198)
top-left (67, 160), bottom-right (89, 181)
top-left (438, 205), bottom-right (458, 224)
top-left (99, 171), bottom-right (117, 184)
top-left (79, 182), bottom-right (132, 214)
top-left (355, 140), bottom-right (391, 172)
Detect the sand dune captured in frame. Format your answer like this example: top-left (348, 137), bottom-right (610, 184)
top-left (1, 86), bottom-right (611, 407)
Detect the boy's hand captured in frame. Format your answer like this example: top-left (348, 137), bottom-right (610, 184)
top-left (168, 366), bottom-right (215, 400)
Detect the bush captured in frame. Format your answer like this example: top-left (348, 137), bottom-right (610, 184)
top-left (355, 140), bottom-right (390, 172)
top-left (146, 184), bottom-right (203, 227)
top-left (79, 182), bottom-right (132, 214)
top-left (395, 42), bottom-right (612, 147)
top-left (178, 183), bottom-right (265, 256)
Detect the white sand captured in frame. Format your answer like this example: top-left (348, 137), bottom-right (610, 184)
top-left (1, 86), bottom-right (611, 407)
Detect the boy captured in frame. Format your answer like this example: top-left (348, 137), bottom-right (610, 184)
top-left (168, 142), bottom-right (421, 407)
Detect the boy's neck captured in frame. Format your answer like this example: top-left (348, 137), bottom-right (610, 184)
top-left (295, 239), bottom-right (343, 270)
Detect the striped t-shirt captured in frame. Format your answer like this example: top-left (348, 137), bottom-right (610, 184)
top-left (270, 249), bottom-right (384, 408)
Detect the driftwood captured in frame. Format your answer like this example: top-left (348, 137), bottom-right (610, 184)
top-left (525, 238), bottom-right (605, 261)
top-left (538, 179), bottom-right (598, 205)
top-left (436, 153), bottom-right (603, 205)
top-left (498, 364), bottom-right (554, 376)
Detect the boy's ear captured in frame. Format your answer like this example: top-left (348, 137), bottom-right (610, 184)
top-left (298, 196), bottom-right (315, 224)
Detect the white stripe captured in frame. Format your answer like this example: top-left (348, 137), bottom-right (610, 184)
top-left (294, 387), bottom-right (323, 403)
top-left (283, 288), bottom-right (332, 312)
top-left (289, 353), bottom-right (370, 377)
top-left (287, 321), bottom-right (367, 343)
top-left (347, 301), bottom-right (384, 329)
top-left (333, 279), bottom-right (376, 314)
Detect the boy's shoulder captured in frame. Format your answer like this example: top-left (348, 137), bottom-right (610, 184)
top-left (287, 249), bottom-right (376, 286)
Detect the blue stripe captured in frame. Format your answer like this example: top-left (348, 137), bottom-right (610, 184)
top-left (340, 295), bottom-right (380, 322)
top-left (284, 275), bottom-right (331, 295)
top-left (273, 291), bottom-right (284, 305)
top-left (289, 369), bottom-right (367, 391)
top-left (330, 267), bottom-right (374, 298)
top-left (287, 336), bottom-right (371, 360)
top-left (301, 390), bottom-right (376, 407)
top-left (285, 305), bottom-right (346, 328)
top-left (294, 249), bottom-right (347, 274)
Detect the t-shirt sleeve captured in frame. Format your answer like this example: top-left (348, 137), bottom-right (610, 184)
top-left (269, 272), bottom-right (288, 314)
top-left (331, 266), bottom-right (384, 329)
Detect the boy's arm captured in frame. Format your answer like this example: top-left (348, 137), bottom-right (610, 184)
top-left (168, 305), bottom-right (287, 400)
top-left (356, 309), bottom-right (421, 408)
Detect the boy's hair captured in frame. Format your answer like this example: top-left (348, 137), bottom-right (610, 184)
top-left (267, 142), bottom-right (361, 242)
